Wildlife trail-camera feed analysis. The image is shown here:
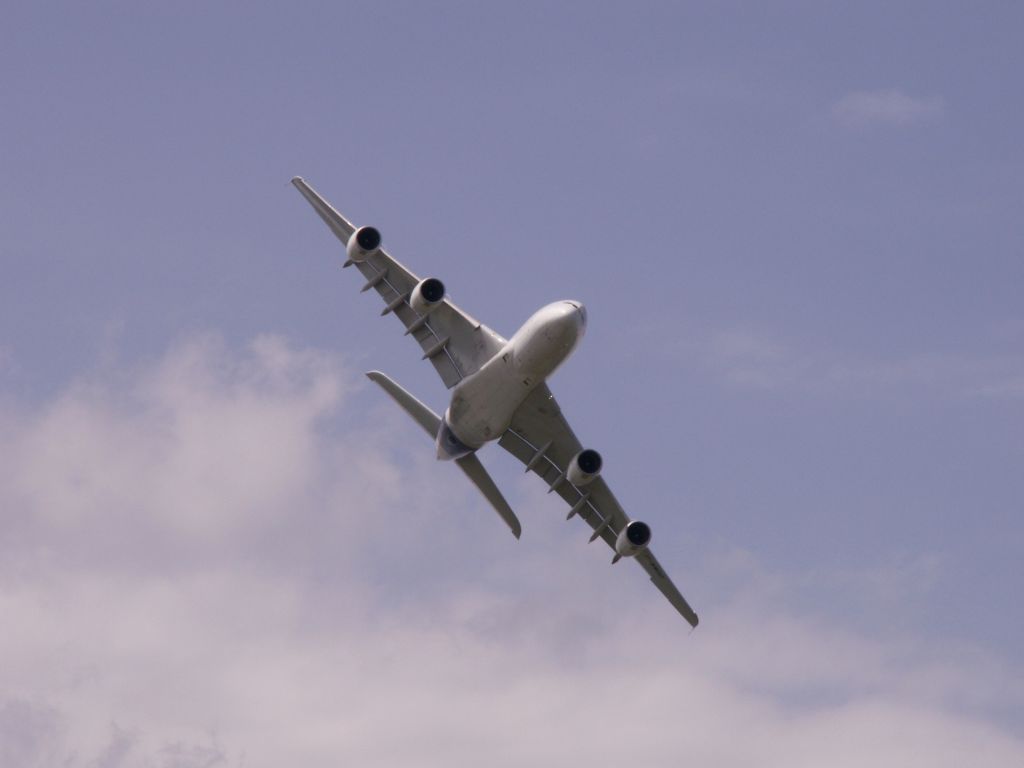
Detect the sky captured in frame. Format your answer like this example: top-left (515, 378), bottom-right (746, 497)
top-left (1, 2), bottom-right (1022, 765)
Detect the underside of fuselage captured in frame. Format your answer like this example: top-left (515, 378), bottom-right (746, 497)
top-left (437, 300), bottom-right (586, 459)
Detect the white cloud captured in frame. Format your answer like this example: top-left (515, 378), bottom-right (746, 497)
top-left (688, 328), bottom-right (1024, 399)
top-left (0, 335), bottom-right (1021, 766)
top-left (0, 699), bottom-right (64, 768)
top-left (832, 89), bottom-right (944, 128)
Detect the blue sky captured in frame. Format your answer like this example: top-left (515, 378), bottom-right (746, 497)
top-left (2, 2), bottom-right (1022, 765)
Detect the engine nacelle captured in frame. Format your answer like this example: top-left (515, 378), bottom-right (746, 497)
top-left (346, 226), bottom-right (382, 263)
top-left (566, 449), bottom-right (602, 486)
top-left (410, 277), bottom-right (446, 314)
top-left (614, 520), bottom-right (652, 559)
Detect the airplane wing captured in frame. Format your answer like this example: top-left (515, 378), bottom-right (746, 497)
top-left (292, 177), bottom-right (506, 388)
top-left (498, 385), bottom-right (700, 627)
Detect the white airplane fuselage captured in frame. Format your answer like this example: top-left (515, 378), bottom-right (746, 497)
top-left (437, 300), bottom-right (587, 459)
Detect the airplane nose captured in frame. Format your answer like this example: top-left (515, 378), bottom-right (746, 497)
top-left (564, 300), bottom-right (587, 328)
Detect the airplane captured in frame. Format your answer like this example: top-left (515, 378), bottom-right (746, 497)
top-left (292, 177), bottom-right (699, 628)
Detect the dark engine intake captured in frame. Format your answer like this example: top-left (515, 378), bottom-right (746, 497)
top-left (346, 226), bottom-right (382, 262)
top-left (410, 277), bottom-right (446, 313)
top-left (614, 520), bottom-right (652, 558)
top-left (566, 448), bottom-right (602, 486)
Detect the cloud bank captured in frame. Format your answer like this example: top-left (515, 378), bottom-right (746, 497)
top-left (1, 335), bottom-right (1020, 766)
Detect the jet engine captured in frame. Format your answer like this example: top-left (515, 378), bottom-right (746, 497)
top-left (346, 226), bottom-right (382, 262)
top-left (614, 520), bottom-right (652, 558)
top-left (410, 277), bottom-right (446, 314)
top-left (566, 449), bottom-right (602, 486)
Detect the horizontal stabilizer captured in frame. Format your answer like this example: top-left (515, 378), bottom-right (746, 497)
top-left (365, 370), bottom-right (441, 437)
top-left (365, 370), bottom-right (521, 540)
top-left (456, 454), bottom-right (522, 540)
